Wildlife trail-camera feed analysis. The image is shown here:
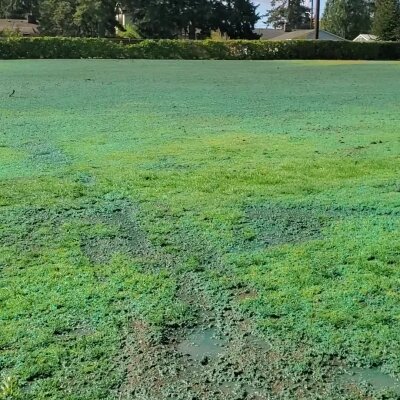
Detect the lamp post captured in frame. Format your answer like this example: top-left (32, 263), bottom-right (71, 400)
top-left (314, 0), bottom-right (320, 39)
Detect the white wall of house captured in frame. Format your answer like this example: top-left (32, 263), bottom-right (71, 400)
top-left (353, 34), bottom-right (378, 42)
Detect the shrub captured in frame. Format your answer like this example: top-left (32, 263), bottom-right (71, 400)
top-left (1, 37), bottom-right (400, 60)
top-left (117, 23), bottom-right (141, 40)
top-left (0, 376), bottom-right (19, 399)
top-left (0, 28), bottom-right (23, 38)
top-left (0, 37), bottom-right (127, 59)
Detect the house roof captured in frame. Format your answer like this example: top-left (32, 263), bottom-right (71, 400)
top-left (269, 29), bottom-right (345, 41)
top-left (0, 19), bottom-right (39, 36)
top-left (253, 28), bottom-right (287, 40)
top-left (353, 34), bottom-right (378, 42)
top-left (255, 28), bottom-right (345, 41)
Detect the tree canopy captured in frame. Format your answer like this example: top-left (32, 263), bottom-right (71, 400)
top-left (322, 0), bottom-right (373, 39)
top-left (373, 0), bottom-right (400, 40)
top-left (0, 0), bottom-right (260, 39)
top-left (126, 0), bottom-right (260, 39)
top-left (266, 0), bottom-right (311, 30)
top-left (0, 0), bottom-right (39, 19)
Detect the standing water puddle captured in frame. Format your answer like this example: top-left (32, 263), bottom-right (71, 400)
top-left (341, 368), bottom-right (400, 394)
top-left (219, 382), bottom-right (261, 397)
top-left (177, 328), bottom-right (226, 361)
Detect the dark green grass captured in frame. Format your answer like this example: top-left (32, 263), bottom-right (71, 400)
top-left (0, 60), bottom-right (399, 399)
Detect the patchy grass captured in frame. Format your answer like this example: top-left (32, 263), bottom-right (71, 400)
top-left (0, 60), bottom-right (399, 399)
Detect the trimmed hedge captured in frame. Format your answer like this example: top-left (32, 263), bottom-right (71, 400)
top-left (1, 37), bottom-right (400, 60)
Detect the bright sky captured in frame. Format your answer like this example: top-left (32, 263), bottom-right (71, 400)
top-left (254, 0), bottom-right (327, 27)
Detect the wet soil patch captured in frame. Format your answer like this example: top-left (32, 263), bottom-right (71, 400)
top-left (219, 382), bottom-right (262, 399)
top-left (177, 327), bottom-right (227, 362)
top-left (339, 368), bottom-right (400, 395)
top-left (110, 206), bottom-right (396, 400)
top-left (118, 270), bottom-right (277, 399)
top-left (237, 202), bottom-right (400, 249)
top-left (79, 199), bottom-right (152, 264)
top-left (116, 220), bottom-right (352, 400)
top-left (0, 197), bottom-right (153, 265)
top-left (241, 204), bottom-right (325, 248)
top-left (118, 270), bottom-right (345, 399)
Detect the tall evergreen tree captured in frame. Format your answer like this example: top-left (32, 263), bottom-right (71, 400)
top-left (126, 0), bottom-right (182, 38)
top-left (322, 0), bottom-right (372, 39)
top-left (373, 0), bottom-right (400, 40)
top-left (217, 0), bottom-right (261, 39)
top-left (267, 0), bottom-right (311, 30)
top-left (179, 0), bottom-right (215, 39)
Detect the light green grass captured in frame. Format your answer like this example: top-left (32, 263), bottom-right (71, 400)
top-left (0, 60), bottom-right (399, 399)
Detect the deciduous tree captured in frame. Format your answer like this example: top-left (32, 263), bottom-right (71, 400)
top-left (219, 0), bottom-right (261, 39)
top-left (0, 0), bottom-right (39, 18)
top-left (373, 0), bottom-right (400, 40)
top-left (125, 0), bottom-right (181, 38)
top-left (322, 0), bottom-right (372, 39)
top-left (39, 0), bottom-right (118, 36)
top-left (39, 0), bottom-right (76, 35)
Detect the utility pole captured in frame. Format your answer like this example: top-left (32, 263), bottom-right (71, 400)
top-left (314, 0), bottom-right (320, 39)
top-left (310, 0), bottom-right (314, 29)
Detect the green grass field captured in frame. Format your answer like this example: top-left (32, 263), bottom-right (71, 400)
top-left (0, 60), bottom-right (400, 400)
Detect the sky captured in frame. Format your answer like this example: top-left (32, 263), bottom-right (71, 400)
top-left (254, 0), bottom-right (327, 28)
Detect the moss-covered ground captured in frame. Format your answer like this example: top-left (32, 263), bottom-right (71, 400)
top-left (0, 60), bottom-right (399, 399)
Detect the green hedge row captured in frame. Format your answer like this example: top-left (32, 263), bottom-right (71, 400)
top-left (1, 37), bottom-right (400, 60)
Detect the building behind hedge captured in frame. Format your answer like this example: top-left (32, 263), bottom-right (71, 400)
top-left (0, 18), bottom-right (39, 37)
top-left (254, 28), bottom-right (345, 41)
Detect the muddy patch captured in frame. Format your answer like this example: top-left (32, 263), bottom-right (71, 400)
top-left (177, 327), bottom-right (227, 362)
top-left (117, 209), bottom-right (365, 400)
top-left (118, 269), bottom-right (343, 400)
top-left (0, 197), bottom-right (153, 265)
top-left (237, 202), bottom-right (400, 250)
top-left (235, 289), bottom-right (258, 302)
top-left (80, 199), bottom-right (152, 264)
top-left (219, 382), bottom-right (262, 399)
top-left (240, 204), bottom-right (324, 248)
top-left (340, 367), bottom-right (400, 395)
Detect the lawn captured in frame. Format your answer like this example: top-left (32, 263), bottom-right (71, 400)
top-left (0, 60), bottom-right (399, 400)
